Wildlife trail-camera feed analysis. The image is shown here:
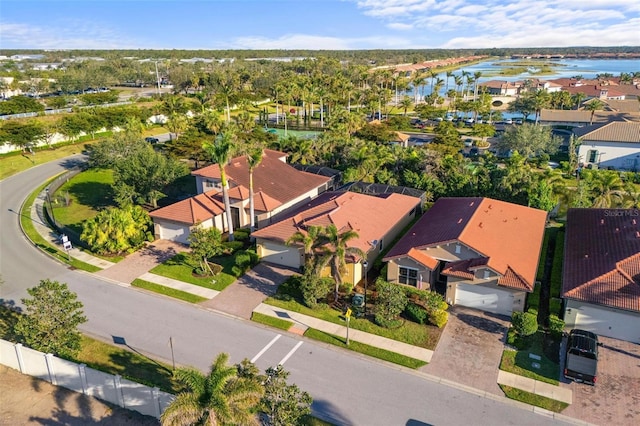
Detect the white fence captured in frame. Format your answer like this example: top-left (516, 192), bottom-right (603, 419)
top-left (0, 339), bottom-right (175, 419)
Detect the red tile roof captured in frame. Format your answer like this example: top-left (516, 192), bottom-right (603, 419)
top-left (408, 248), bottom-right (438, 270)
top-left (192, 149), bottom-right (330, 205)
top-left (150, 190), bottom-right (225, 225)
top-left (384, 197), bottom-right (547, 291)
top-left (252, 191), bottom-right (421, 254)
top-left (563, 208), bottom-right (640, 313)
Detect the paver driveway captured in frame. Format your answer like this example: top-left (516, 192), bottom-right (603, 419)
top-left (561, 336), bottom-right (640, 426)
top-left (422, 306), bottom-right (510, 395)
top-left (96, 240), bottom-right (188, 284)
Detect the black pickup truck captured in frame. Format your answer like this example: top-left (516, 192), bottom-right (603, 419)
top-left (564, 329), bottom-right (600, 385)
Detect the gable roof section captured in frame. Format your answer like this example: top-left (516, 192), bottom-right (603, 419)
top-left (384, 197), bottom-right (547, 291)
top-left (150, 190), bottom-right (225, 225)
top-left (252, 191), bottom-right (421, 254)
top-left (407, 248), bottom-right (439, 270)
top-left (562, 208), bottom-right (640, 313)
top-left (572, 121), bottom-right (640, 144)
top-left (192, 149), bottom-right (331, 205)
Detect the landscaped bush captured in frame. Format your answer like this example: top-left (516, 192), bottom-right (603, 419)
top-left (512, 311), bottom-right (538, 337)
top-left (300, 276), bottom-right (333, 308)
top-left (548, 314), bottom-right (565, 335)
top-left (233, 228), bottom-right (250, 242)
top-left (405, 302), bottom-right (428, 324)
top-left (374, 279), bottom-right (407, 328)
top-left (223, 240), bottom-right (244, 254)
top-left (429, 310), bottom-right (448, 328)
top-left (231, 249), bottom-right (258, 276)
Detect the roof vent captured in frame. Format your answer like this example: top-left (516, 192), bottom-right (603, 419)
top-left (469, 201), bottom-right (475, 206)
top-left (584, 254), bottom-right (589, 259)
top-left (636, 231), bottom-right (640, 238)
top-left (488, 204), bottom-right (492, 209)
top-left (457, 218), bottom-right (463, 224)
top-left (479, 222), bottom-right (483, 228)
top-left (633, 219), bottom-right (637, 225)
top-left (600, 219), bottom-right (605, 225)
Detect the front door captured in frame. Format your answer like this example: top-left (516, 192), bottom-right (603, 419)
top-left (231, 207), bottom-right (241, 230)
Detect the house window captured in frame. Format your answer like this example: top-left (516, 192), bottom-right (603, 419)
top-left (378, 239), bottom-right (383, 251)
top-left (455, 244), bottom-right (461, 254)
top-left (483, 270), bottom-right (491, 279)
top-left (399, 267), bottom-right (418, 286)
top-left (588, 150), bottom-right (598, 163)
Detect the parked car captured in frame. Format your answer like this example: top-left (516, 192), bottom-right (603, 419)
top-left (145, 137), bottom-right (160, 144)
top-left (463, 138), bottom-right (474, 147)
top-left (564, 329), bottom-right (601, 385)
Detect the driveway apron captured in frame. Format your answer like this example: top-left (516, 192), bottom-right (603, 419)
top-left (421, 306), bottom-right (510, 396)
top-left (95, 240), bottom-right (189, 284)
top-left (201, 263), bottom-right (298, 319)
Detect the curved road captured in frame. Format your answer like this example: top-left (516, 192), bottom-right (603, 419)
top-left (0, 158), bottom-right (572, 425)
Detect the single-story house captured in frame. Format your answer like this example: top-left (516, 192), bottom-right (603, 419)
top-left (479, 80), bottom-right (522, 96)
top-left (150, 149), bottom-right (332, 244)
top-left (538, 109), bottom-right (640, 127)
top-left (383, 197), bottom-right (547, 316)
top-left (562, 208), bottom-right (640, 343)
top-left (574, 121), bottom-right (640, 171)
top-left (251, 190), bottom-right (422, 285)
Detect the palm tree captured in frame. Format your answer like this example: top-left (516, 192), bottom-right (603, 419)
top-left (585, 99), bottom-right (605, 125)
top-left (473, 71), bottom-right (482, 100)
top-left (571, 92), bottom-right (587, 110)
top-left (411, 71), bottom-right (424, 104)
top-left (161, 353), bottom-right (262, 426)
top-left (316, 224), bottom-right (365, 301)
top-left (399, 95), bottom-right (413, 115)
top-left (246, 146), bottom-right (263, 233)
top-left (591, 171), bottom-right (624, 208)
top-left (286, 225), bottom-right (326, 273)
top-left (203, 131), bottom-right (236, 241)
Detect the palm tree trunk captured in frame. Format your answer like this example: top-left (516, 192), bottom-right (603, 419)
top-left (221, 174), bottom-right (235, 241)
top-left (249, 170), bottom-right (255, 232)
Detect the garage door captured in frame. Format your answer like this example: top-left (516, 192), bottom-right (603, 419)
top-left (158, 221), bottom-right (190, 245)
top-left (259, 241), bottom-right (301, 269)
top-left (575, 305), bottom-right (640, 343)
top-left (455, 283), bottom-right (514, 316)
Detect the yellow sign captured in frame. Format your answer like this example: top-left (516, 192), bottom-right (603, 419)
top-left (345, 308), bottom-right (352, 319)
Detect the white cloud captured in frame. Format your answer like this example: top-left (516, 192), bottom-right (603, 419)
top-left (387, 22), bottom-right (414, 30)
top-left (0, 21), bottom-right (148, 49)
top-left (224, 33), bottom-right (414, 50)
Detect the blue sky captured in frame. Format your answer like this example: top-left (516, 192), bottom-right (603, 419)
top-left (1, 0), bottom-right (639, 50)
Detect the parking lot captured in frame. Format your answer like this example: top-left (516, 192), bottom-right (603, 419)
top-left (561, 336), bottom-right (640, 425)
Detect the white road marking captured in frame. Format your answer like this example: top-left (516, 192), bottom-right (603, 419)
top-left (251, 334), bottom-right (281, 363)
top-left (278, 341), bottom-right (303, 366)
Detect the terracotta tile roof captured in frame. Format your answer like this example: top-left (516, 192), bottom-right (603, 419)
top-left (252, 191), bottom-right (421, 254)
top-left (407, 248), bottom-right (438, 269)
top-left (192, 149), bottom-right (330, 205)
top-left (384, 197), bottom-right (547, 291)
top-left (563, 208), bottom-right (640, 313)
top-left (150, 190), bottom-right (225, 225)
top-left (539, 109), bottom-right (639, 124)
top-left (442, 259), bottom-right (476, 280)
top-left (572, 121), bottom-right (640, 144)
top-left (498, 266), bottom-right (531, 291)
top-left (563, 85), bottom-right (626, 98)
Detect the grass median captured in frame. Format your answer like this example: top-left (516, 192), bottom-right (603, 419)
top-left (251, 312), bottom-right (295, 331)
top-left (499, 385), bottom-right (568, 413)
top-left (132, 278), bottom-right (207, 304)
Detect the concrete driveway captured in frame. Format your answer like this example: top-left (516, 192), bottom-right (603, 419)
top-left (201, 262), bottom-right (298, 319)
top-left (561, 336), bottom-right (640, 425)
top-left (422, 306), bottom-right (510, 396)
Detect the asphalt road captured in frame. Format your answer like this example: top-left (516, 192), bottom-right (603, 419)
top-left (0, 158), bottom-right (573, 425)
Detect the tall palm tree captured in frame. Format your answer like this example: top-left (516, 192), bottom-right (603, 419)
top-left (473, 71), bottom-right (482, 100)
top-left (246, 146), bottom-right (263, 233)
top-left (203, 131), bottom-right (236, 241)
top-left (585, 99), bottom-right (605, 125)
top-left (399, 96), bottom-right (413, 115)
top-left (161, 353), bottom-right (262, 426)
top-left (316, 224), bottom-right (365, 301)
top-left (411, 71), bottom-right (424, 104)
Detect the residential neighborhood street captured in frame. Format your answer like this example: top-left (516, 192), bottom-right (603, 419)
top-left (0, 158), bottom-right (582, 425)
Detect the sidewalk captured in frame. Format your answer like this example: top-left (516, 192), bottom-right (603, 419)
top-left (31, 189), bottom-right (573, 409)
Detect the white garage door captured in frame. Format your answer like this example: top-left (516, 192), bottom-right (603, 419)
top-left (575, 305), bottom-right (640, 343)
top-left (259, 241), bottom-right (301, 269)
top-left (455, 283), bottom-right (514, 316)
top-left (158, 221), bottom-right (190, 245)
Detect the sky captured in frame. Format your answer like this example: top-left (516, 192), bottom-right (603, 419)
top-left (1, 0), bottom-right (639, 50)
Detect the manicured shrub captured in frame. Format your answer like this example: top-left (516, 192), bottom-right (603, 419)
top-left (374, 279), bottom-right (407, 328)
top-left (233, 228), bottom-right (250, 242)
top-left (430, 309), bottom-right (448, 328)
top-left (548, 314), bottom-right (565, 335)
top-left (405, 302), bottom-right (428, 324)
top-left (223, 240), bottom-right (244, 254)
top-left (512, 311), bottom-right (538, 336)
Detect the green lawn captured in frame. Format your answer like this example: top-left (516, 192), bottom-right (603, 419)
top-left (304, 329), bottom-right (427, 369)
top-left (501, 331), bottom-right (560, 385)
top-left (251, 312), bottom-right (294, 331)
top-left (52, 168), bottom-right (115, 233)
top-left (150, 252), bottom-right (237, 291)
top-left (20, 179), bottom-right (102, 272)
top-left (265, 295), bottom-right (441, 350)
top-left (499, 385), bottom-right (568, 413)
top-left (132, 278), bottom-right (207, 304)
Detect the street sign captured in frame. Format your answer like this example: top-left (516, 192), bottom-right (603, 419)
top-left (345, 308), bottom-right (352, 319)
